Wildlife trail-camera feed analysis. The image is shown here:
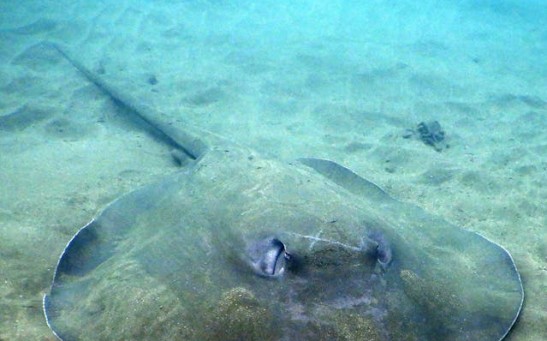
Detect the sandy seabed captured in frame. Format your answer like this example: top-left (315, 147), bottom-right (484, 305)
top-left (0, 0), bottom-right (545, 340)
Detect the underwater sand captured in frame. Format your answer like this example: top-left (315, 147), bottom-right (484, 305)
top-left (0, 0), bottom-right (545, 339)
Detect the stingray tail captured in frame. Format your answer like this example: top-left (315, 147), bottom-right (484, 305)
top-left (46, 41), bottom-right (209, 160)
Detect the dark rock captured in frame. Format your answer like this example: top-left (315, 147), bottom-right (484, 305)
top-left (147, 75), bottom-right (158, 85)
top-left (404, 120), bottom-right (448, 152)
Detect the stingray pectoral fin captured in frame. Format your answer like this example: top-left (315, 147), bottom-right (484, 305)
top-left (298, 158), bottom-right (392, 203)
top-left (300, 157), bottom-right (524, 340)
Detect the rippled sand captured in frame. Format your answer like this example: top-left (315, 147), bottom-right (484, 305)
top-left (0, 0), bottom-right (545, 339)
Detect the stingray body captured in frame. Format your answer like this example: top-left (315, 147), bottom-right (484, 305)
top-left (43, 43), bottom-right (523, 341)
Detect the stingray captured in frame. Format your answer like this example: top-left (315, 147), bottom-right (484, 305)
top-left (42, 42), bottom-right (523, 341)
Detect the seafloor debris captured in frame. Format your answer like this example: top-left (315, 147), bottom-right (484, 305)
top-left (403, 120), bottom-right (448, 152)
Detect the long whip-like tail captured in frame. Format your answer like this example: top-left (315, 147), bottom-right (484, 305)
top-left (49, 41), bottom-right (209, 160)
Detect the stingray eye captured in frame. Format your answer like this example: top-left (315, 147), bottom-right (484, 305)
top-left (364, 231), bottom-right (392, 270)
top-left (249, 237), bottom-right (289, 278)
